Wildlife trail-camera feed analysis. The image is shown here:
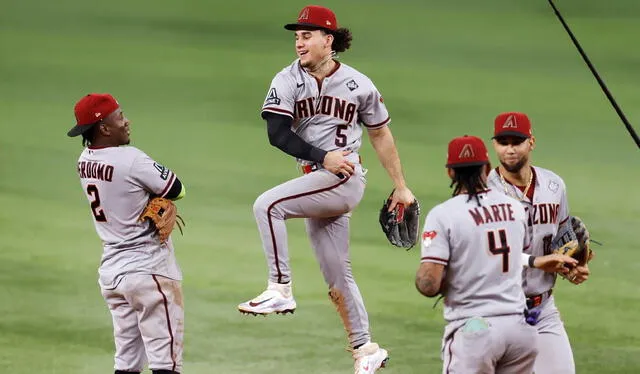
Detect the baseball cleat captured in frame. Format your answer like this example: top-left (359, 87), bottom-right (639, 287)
top-left (352, 342), bottom-right (389, 374)
top-left (238, 280), bottom-right (296, 316)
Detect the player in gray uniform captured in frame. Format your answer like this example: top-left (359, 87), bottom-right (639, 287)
top-left (67, 93), bottom-right (186, 374)
top-left (416, 135), bottom-right (577, 374)
top-left (237, 5), bottom-right (416, 373)
top-left (487, 112), bottom-right (590, 374)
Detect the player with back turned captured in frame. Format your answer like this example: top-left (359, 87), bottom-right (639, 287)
top-left (68, 93), bottom-right (186, 374)
top-left (416, 135), bottom-right (577, 373)
top-left (237, 5), bottom-right (416, 373)
top-left (488, 112), bottom-right (593, 374)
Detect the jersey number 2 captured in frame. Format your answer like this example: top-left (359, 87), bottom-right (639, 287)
top-left (87, 184), bottom-right (107, 222)
top-left (487, 229), bottom-right (510, 272)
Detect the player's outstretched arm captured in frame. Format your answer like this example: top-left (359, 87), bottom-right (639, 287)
top-left (367, 126), bottom-right (415, 211)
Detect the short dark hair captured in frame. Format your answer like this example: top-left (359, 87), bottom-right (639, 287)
top-left (328, 28), bottom-right (352, 53)
top-left (450, 165), bottom-right (487, 206)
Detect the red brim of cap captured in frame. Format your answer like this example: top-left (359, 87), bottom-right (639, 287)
top-left (445, 160), bottom-right (488, 168)
top-left (67, 122), bottom-right (98, 137)
top-left (284, 23), bottom-right (332, 31)
top-left (492, 131), bottom-right (530, 139)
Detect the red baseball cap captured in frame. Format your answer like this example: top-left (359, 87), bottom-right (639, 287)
top-left (446, 135), bottom-right (489, 168)
top-left (68, 93), bottom-right (119, 137)
top-left (493, 112), bottom-right (532, 139)
top-left (284, 5), bottom-right (338, 31)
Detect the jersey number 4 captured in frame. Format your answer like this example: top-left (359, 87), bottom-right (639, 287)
top-left (87, 184), bottom-right (107, 222)
top-left (487, 229), bottom-right (510, 272)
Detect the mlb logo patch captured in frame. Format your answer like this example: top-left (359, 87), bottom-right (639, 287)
top-left (346, 80), bottom-right (359, 91)
top-left (422, 230), bottom-right (437, 247)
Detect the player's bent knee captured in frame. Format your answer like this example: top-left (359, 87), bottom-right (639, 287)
top-left (253, 193), bottom-right (271, 216)
top-left (253, 192), bottom-right (285, 219)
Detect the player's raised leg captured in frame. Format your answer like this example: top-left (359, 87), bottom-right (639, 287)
top-left (239, 169), bottom-right (361, 316)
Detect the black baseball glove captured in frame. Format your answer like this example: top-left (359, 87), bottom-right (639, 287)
top-left (379, 191), bottom-right (421, 249)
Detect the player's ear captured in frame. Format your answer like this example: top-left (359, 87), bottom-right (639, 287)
top-left (325, 32), bottom-right (334, 48)
top-left (529, 136), bottom-right (536, 151)
top-left (446, 168), bottom-right (455, 180)
top-left (97, 122), bottom-right (109, 136)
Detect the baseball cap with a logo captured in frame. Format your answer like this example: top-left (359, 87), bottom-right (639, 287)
top-left (284, 5), bottom-right (338, 32)
top-left (446, 135), bottom-right (489, 168)
top-left (493, 112), bottom-right (532, 139)
top-left (67, 93), bottom-right (119, 137)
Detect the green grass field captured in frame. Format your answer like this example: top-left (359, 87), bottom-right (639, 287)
top-left (1, 0), bottom-right (639, 372)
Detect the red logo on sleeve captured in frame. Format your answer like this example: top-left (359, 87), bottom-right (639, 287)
top-left (422, 230), bottom-right (437, 247)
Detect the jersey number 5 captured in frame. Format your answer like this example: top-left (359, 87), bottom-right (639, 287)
top-left (87, 184), bottom-right (107, 222)
top-left (487, 229), bottom-right (510, 272)
top-left (335, 124), bottom-right (348, 147)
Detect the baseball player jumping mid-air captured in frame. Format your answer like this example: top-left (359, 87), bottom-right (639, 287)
top-left (237, 5), bottom-right (416, 373)
top-left (487, 112), bottom-right (591, 374)
top-left (416, 135), bottom-right (577, 373)
top-left (68, 93), bottom-right (186, 374)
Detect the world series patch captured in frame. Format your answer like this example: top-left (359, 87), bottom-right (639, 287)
top-left (265, 88), bottom-right (281, 105)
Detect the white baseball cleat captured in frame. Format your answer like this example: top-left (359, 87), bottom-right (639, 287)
top-left (353, 342), bottom-right (389, 374)
top-left (238, 280), bottom-right (296, 316)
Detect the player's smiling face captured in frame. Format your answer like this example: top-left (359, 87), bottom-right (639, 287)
top-left (294, 29), bottom-right (333, 68)
top-left (102, 109), bottom-right (131, 146)
top-left (492, 136), bottom-right (535, 173)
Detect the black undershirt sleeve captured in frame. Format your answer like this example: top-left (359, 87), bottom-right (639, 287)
top-left (164, 177), bottom-right (183, 200)
top-left (262, 112), bottom-right (327, 164)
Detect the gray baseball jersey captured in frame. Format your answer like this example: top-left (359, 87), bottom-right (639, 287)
top-left (488, 166), bottom-right (575, 373)
top-left (422, 190), bottom-right (538, 373)
top-left (77, 146), bottom-right (182, 289)
top-left (262, 59), bottom-right (389, 164)
top-left (249, 59), bottom-right (390, 349)
top-left (421, 189), bottom-right (530, 322)
top-left (487, 166), bottom-right (569, 296)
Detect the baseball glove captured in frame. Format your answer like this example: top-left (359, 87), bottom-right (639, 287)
top-left (552, 216), bottom-right (594, 266)
top-left (379, 192), bottom-right (420, 249)
top-left (139, 197), bottom-right (185, 242)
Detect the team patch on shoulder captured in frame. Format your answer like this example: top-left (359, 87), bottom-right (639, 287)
top-left (548, 180), bottom-right (559, 193)
top-left (153, 162), bottom-right (170, 180)
top-left (346, 79), bottom-right (359, 91)
top-left (422, 230), bottom-right (437, 247)
top-left (265, 88), bottom-right (281, 105)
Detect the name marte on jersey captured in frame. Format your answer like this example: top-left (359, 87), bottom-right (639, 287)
top-left (526, 203), bottom-right (560, 226)
top-left (468, 203), bottom-right (516, 226)
top-left (295, 95), bottom-right (356, 123)
top-left (78, 161), bottom-right (114, 182)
